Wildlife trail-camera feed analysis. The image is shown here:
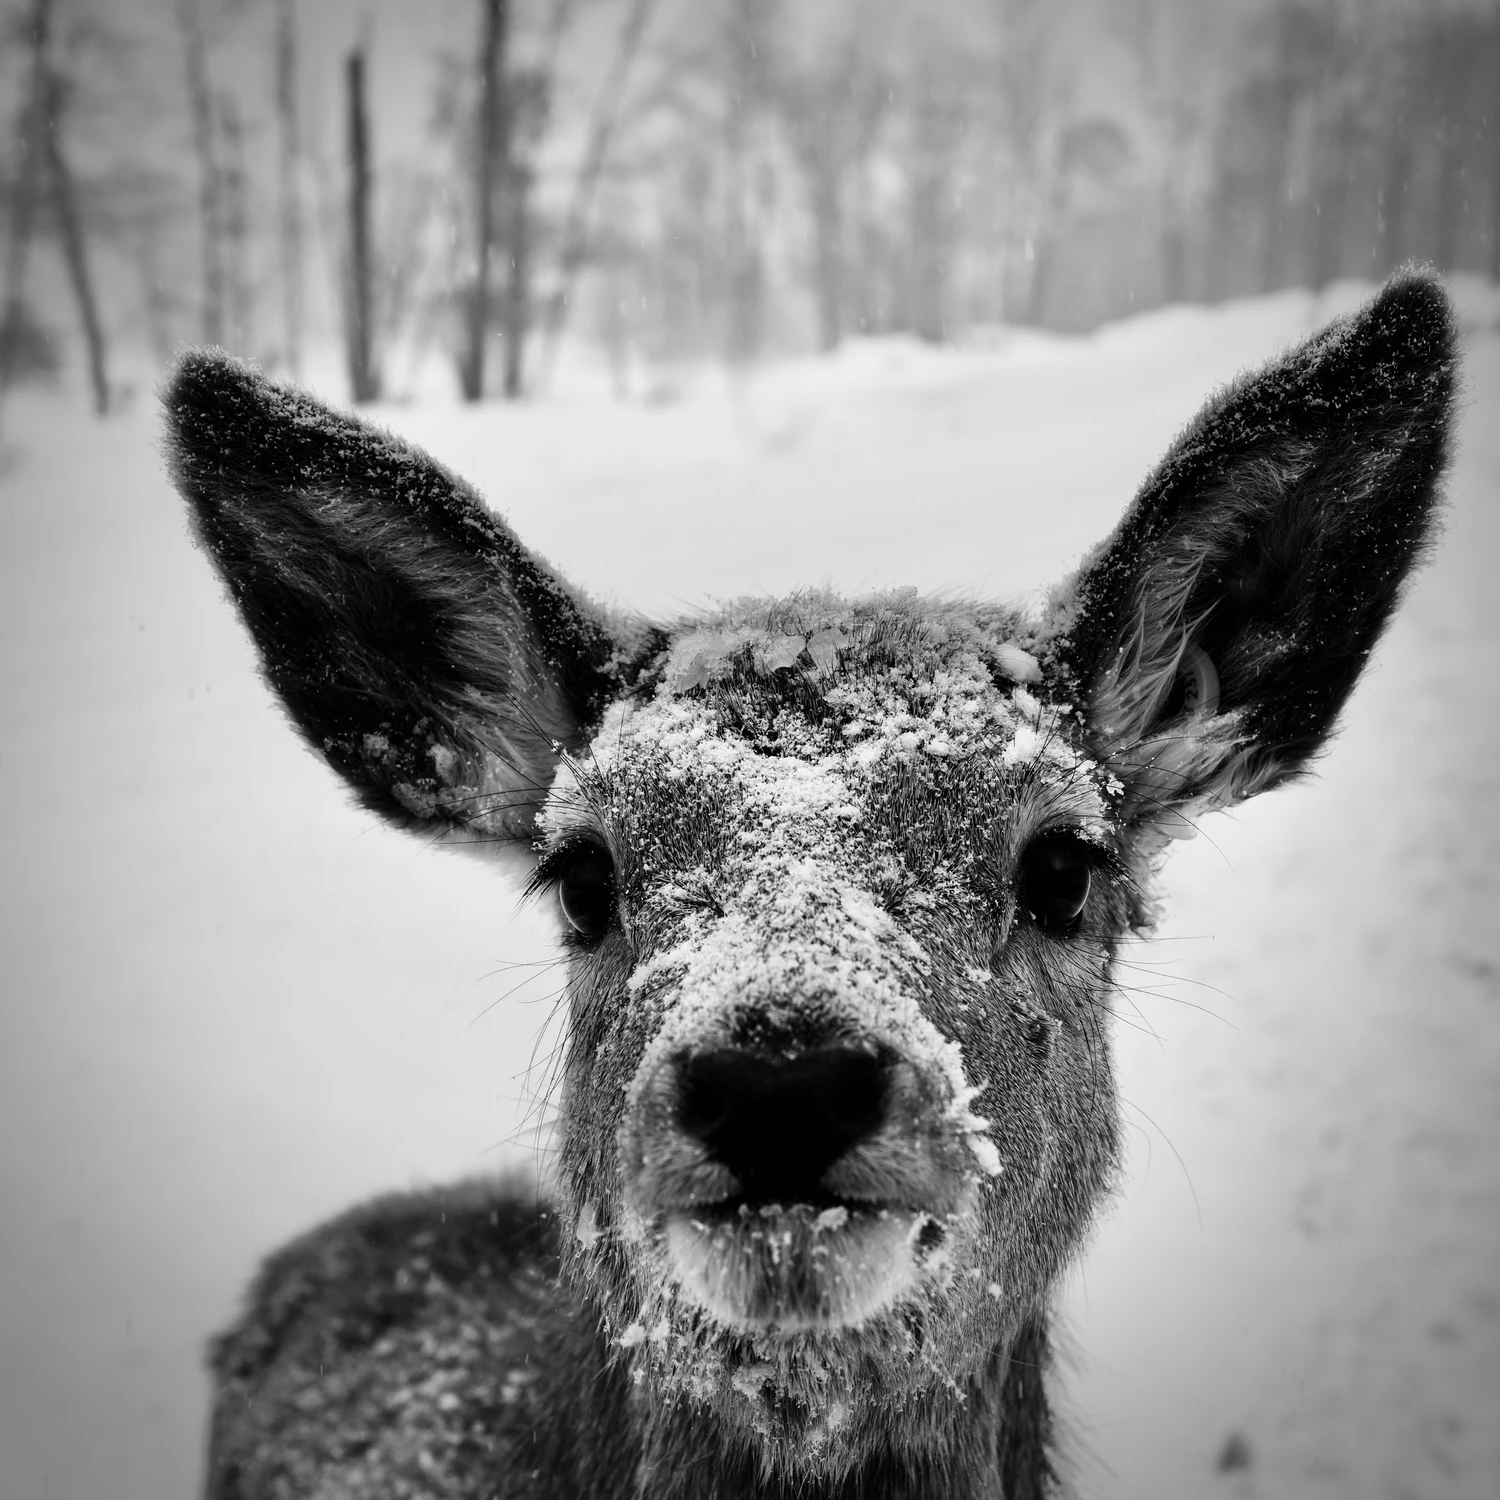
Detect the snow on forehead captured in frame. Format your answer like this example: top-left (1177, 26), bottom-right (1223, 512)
top-left (587, 609), bottom-right (1087, 783)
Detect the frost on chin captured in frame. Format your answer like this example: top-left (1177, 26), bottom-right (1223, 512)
top-left (661, 1202), bottom-right (965, 1332)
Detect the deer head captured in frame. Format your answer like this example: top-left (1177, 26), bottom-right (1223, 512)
top-left (164, 271), bottom-right (1455, 1484)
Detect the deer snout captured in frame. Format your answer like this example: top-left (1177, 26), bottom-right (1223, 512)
top-left (619, 1036), bottom-right (985, 1332)
top-left (622, 1033), bottom-right (979, 1223)
top-left (677, 1046), bottom-right (890, 1205)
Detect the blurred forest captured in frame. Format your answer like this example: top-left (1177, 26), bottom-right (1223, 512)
top-left (1, 0), bottom-right (1498, 411)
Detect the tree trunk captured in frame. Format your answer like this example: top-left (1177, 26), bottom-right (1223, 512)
top-left (275, 0), bottom-right (304, 376)
top-left (461, 0), bottom-right (509, 402)
top-left (345, 48), bottom-right (378, 403)
top-left (500, 163), bottom-right (528, 398)
top-left (41, 71), bottom-right (109, 414)
top-left (177, 0), bottom-right (225, 345)
top-left (219, 92), bottom-right (251, 352)
top-left (0, 0), bottom-right (50, 395)
top-left (1490, 23), bottom-right (1500, 282)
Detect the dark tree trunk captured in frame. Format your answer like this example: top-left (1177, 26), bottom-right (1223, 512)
top-left (177, 0), bottom-right (225, 345)
top-left (0, 0), bottom-right (50, 394)
top-left (1490, 20), bottom-right (1500, 282)
top-left (345, 48), bottom-right (379, 403)
top-left (41, 72), bottom-right (109, 414)
top-left (275, 0), bottom-right (304, 376)
top-left (461, 0), bottom-right (509, 402)
top-left (500, 162), bottom-right (528, 399)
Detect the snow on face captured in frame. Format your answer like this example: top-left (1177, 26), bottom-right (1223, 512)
top-left (542, 599), bottom-right (1123, 1463)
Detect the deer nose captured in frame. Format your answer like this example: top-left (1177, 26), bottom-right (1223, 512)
top-left (676, 1046), bottom-right (890, 1204)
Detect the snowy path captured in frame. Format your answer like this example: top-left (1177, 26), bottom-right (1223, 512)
top-left (1, 288), bottom-right (1495, 1500)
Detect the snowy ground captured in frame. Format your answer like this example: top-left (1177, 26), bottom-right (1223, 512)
top-left (1, 283), bottom-right (1496, 1500)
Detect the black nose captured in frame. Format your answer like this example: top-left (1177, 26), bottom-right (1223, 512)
top-left (676, 1046), bottom-right (890, 1204)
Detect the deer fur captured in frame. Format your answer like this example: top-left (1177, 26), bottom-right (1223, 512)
top-left (163, 269), bottom-right (1457, 1500)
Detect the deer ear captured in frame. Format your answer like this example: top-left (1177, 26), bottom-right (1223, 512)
top-left (163, 350), bottom-right (622, 844)
top-left (1056, 268), bottom-right (1457, 839)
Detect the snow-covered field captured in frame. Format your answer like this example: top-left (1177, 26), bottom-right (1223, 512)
top-left (1, 283), bottom-right (1497, 1500)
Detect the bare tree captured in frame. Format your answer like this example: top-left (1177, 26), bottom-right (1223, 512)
top-left (459, 0), bottom-right (509, 401)
top-left (1, 0), bottom-right (109, 414)
top-left (345, 46), bottom-right (378, 402)
top-left (41, 63), bottom-right (109, 411)
top-left (275, 0), bottom-right (303, 375)
top-left (0, 0), bottom-right (53, 393)
top-left (1491, 15), bottom-right (1500, 283)
top-left (176, 0), bottom-right (225, 344)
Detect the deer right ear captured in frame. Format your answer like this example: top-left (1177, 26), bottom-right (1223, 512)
top-left (1054, 268), bottom-right (1458, 840)
top-left (163, 350), bottom-right (623, 845)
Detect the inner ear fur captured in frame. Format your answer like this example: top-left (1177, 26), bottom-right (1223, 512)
top-left (1058, 268), bottom-right (1458, 827)
top-left (163, 349), bottom-right (630, 843)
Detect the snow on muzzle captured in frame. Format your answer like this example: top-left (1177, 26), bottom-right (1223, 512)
top-left (617, 921), bottom-right (1000, 1332)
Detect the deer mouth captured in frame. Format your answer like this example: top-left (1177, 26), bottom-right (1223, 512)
top-left (620, 1042), bottom-right (982, 1331)
top-left (661, 1198), bottom-right (956, 1333)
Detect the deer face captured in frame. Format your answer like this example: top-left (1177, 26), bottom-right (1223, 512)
top-left (541, 613), bottom-right (1125, 1456)
top-left (163, 272), bottom-right (1454, 1481)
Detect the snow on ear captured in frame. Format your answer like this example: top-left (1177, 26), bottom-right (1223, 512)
top-left (1055, 267), bottom-right (1457, 838)
top-left (163, 349), bottom-right (623, 844)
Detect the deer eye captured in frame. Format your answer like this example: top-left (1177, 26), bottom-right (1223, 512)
top-left (555, 848), bottom-right (616, 941)
top-left (1018, 830), bottom-right (1093, 933)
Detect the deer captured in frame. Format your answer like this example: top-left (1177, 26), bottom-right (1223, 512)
top-left (163, 269), bottom-right (1456, 1500)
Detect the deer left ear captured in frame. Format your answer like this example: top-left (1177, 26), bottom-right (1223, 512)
top-left (1055, 268), bottom-right (1458, 838)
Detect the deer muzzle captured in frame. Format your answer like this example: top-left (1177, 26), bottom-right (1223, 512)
top-left (620, 1031), bottom-right (984, 1332)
